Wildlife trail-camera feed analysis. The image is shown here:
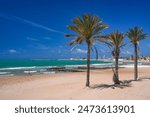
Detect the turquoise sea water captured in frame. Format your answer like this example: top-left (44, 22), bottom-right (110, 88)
top-left (0, 59), bottom-right (112, 76)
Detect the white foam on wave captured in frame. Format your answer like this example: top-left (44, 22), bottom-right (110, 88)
top-left (65, 64), bottom-right (86, 68)
top-left (0, 74), bottom-right (14, 77)
top-left (24, 71), bottom-right (37, 73)
top-left (39, 69), bottom-right (47, 72)
top-left (0, 66), bottom-right (36, 70)
top-left (120, 64), bottom-right (150, 68)
top-left (91, 63), bottom-right (113, 66)
top-left (65, 63), bottom-right (114, 68)
top-left (0, 72), bottom-right (10, 75)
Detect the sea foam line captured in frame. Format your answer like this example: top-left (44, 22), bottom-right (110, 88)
top-left (0, 72), bottom-right (10, 75)
top-left (0, 66), bottom-right (37, 70)
top-left (120, 65), bottom-right (150, 68)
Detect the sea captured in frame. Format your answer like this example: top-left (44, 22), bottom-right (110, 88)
top-left (0, 59), bottom-right (114, 76)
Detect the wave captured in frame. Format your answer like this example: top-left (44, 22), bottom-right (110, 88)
top-left (0, 66), bottom-right (37, 70)
top-left (64, 64), bottom-right (86, 68)
top-left (24, 71), bottom-right (37, 73)
top-left (0, 72), bottom-right (10, 75)
top-left (0, 62), bottom-right (115, 76)
top-left (0, 62), bottom-right (120, 71)
top-left (91, 63), bottom-right (113, 66)
top-left (0, 74), bottom-right (14, 76)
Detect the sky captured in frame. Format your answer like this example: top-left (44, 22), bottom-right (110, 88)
top-left (0, 0), bottom-right (150, 59)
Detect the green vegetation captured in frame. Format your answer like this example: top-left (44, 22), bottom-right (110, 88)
top-left (65, 13), bottom-right (108, 87)
top-left (99, 31), bottom-right (125, 84)
top-left (126, 27), bottom-right (148, 80)
top-left (66, 13), bottom-right (148, 86)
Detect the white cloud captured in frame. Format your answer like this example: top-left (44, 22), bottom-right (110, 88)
top-left (27, 37), bottom-right (40, 41)
top-left (34, 43), bottom-right (49, 50)
top-left (8, 49), bottom-right (17, 53)
top-left (16, 17), bottom-right (64, 34)
top-left (0, 13), bottom-right (64, 34)
top-left (27, 37), bottom-right (52, 42)
top-left (76, 49), bottom-right (87, 53)
top-left (126, 50), bottom-right (132, 54)
top-left (121, 50), bottom-right (132, 55)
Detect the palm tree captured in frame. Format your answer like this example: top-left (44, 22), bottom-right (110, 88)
top-left (65, 13), bottom-right (108, 87)
top-left (99, 31), bottom-right (125, 84)
top-left (126, 26), bottom-right (148, 80)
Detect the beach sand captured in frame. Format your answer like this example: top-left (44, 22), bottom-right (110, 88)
top-left (0, 67), bottom-right (150, 100)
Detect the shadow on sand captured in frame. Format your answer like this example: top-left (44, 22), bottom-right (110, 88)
top-left (91, 81), bottom-right (132, 90)
top-left (90, 76), bottom-right (150, 90)
top-left (130, 77), bottom-right (150, 82)
top-left (139, 76), bottom-right (150, 80)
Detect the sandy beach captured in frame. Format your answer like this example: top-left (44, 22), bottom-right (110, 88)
top-left (0, 67), bottom-right (150, 100)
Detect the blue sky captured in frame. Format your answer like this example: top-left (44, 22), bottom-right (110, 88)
top-left (0, 0), bottom-right (150, 59)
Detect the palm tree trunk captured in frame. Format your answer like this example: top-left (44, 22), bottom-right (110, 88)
top-left (113, 50), bottom-right (120, 84)
top-left (86, 43), bottom-right (90, 87)
top-left (134, 43), bottom-right (138, 80)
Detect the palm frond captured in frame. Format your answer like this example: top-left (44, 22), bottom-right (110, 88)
top-left (69, 40), bottom-right (77, 46)
top-left (126, 26), bottom-right (148, 44)
top-left (65, 34), bottom-right (78, 38)
top-left (98, 31), bottom-right (125, 57)
top-left (66, 13), bottom-right (108, 47)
